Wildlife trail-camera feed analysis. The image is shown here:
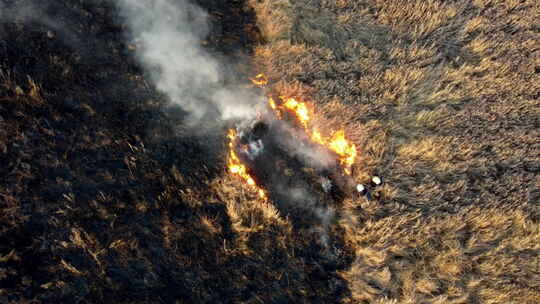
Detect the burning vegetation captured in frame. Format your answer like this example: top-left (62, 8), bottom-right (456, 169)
top-left (227, 128), bottom-right (266, 199)
top-left (227, 74), bottom-right (361, 205)
top-left (1, 0), bottom-right (538, 303)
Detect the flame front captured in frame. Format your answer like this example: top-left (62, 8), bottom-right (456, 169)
top-left (265, 92), bottom-right (357, 175)
top-left (328, 130), bottom-right (357, 174)
top-left (227, 130), bottom-right (266, 198)
top-left (228, 74), bottom-right (358, 197)
top-left (283, 97), bottom-right (310, 128)
top-left (250, 73), bottom-right (268, 86)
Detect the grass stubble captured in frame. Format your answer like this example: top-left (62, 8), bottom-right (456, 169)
top-left (0, 0), bottom-right (539, 303)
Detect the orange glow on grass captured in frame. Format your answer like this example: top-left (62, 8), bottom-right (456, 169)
top-left (227, 74), bottom-right (358, 197)
top-left (250, 73), bottom-right (268, 86)
top-left (227, 129), bottom-right (267, 199)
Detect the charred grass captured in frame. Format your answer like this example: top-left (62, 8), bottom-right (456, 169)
top-left (0, 0), bottom-right (539, 303)
top-left (250, 0), bottom-right (540, 303)
top-left (0, 0), bottom-right (350, 303)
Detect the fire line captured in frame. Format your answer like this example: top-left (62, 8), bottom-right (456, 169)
top-left (226, 74), bottom-right (358, 199)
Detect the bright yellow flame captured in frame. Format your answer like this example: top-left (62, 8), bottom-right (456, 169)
top-left (227, 129), bottom-right (267, 199)
top-left (250, 73), bottom-right (268, 86)
top-left (328, 130), bottom-right (357, 173)
top-left (312, 128), bottom-right (324, 145)
top-left (269, 97), bottom-right (277, 110)
top-left (283, 97), bottom-right (310, 128)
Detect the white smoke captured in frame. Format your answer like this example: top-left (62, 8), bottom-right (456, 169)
top-left (0, 1), bottom-right (43, 21)
top-left (116, 0), bottom-right (260, 124)
top-left (286, 186), bottom-right (336, 247)
top-left (115, 0), bottom-right (338, 243)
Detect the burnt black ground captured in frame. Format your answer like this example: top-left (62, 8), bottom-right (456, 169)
top-left (0, 1), bottom-right (353, 303)
top-left (234, 115), bottom-right (358, 224)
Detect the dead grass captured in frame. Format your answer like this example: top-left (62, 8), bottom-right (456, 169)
top-left (1, 0), bottom-right (538, 302)
top-left (250, 0), bottom-right (540, 302)
top-left (339, 206), bottom-right (539, 303)
top-left (1, 0), bottom-right (358, 302)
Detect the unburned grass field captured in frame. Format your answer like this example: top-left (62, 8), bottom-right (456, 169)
top-left (1, 0), bottom-right (539, 303)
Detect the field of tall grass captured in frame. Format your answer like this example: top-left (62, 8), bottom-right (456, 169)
top-left (0, 0), bottom-right (538, 303)
top-left (249, 0), bottom-right (539, 302)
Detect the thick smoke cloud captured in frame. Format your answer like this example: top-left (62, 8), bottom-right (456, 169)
top-left (116, 0), bottom-right (261, 124)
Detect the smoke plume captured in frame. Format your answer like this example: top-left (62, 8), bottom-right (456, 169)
top-left (116, 0), bottom-right (261, 124)
top-left (117, 0), bottom-right (339, 243)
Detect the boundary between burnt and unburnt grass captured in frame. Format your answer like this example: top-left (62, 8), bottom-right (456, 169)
top-left (248, 0), bottom-right (540, 303)
top-left (0, 0), bottom-right (291, 303)
top-left (1, 0), bottom-right (538, 303)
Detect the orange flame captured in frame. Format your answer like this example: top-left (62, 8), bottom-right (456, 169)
top-left (283, 97), bottom-right (310, 128)
top-left (228, 74), bottom-right (358, 196)
top-left (268, 97), bottom-right (277, 110)
top-left (328, 130), bottom-right (357, 174)
top-left (250, 73), bottom-right (268, 86)
top-left (266, 92), bottom-right (357, 175)
top-left (312, 128), bottom-right (324, 145)
top-left (227, 130), bottom-right (267, 199)
top-left (268, 97), bottom-right (280, 118)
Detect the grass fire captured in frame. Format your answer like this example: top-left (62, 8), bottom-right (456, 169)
top-left (227, 75), bottom-right (360, 204)
top-left (0, 0), bottom-right (538, 303)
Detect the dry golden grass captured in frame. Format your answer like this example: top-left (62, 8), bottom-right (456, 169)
top-left (249, 0), bottom-right (540, 302)
top-left (1, 0), bottom-right (538, 303)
